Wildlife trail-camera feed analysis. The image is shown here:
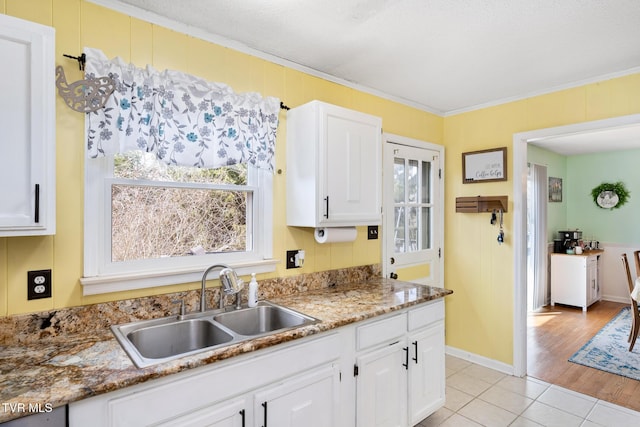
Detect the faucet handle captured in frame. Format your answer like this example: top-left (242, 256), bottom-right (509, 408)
top-left (220, 267), bottom-right (244, 294)
top-left (172, 299), bottom-right (186, 319)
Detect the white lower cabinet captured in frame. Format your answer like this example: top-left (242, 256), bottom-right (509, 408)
top-left (254, 364), bottom-right (338, 427)
top-left (407, 323), bottom-right (445, 425)
top-left (147, 365), bottom-right (339, 427)
top-left (69, 334), bottom-right (341, 427)
top-left (154, 396), bottom-right (248, 427)
top-left (356, 341), bottom-right (407, 427)
top-left (69, 300), bottom-right (445, 427)
top-left (550, 253), bottom-right (601, 311)
top-left (354, 300), bottom-right (445, 427)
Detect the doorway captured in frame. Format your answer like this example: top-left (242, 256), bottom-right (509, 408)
top-left (512, 113), bottom-right (640, 377)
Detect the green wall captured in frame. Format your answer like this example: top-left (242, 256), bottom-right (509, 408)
top-left (527, 145), bottom-right (640, 245)
top-left (567, 149), bottom-right (640, 244)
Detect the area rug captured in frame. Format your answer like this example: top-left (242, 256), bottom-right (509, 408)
top-left (569, 307), bottom-right (640, 381)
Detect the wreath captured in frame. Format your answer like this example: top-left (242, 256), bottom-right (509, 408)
top-left (590, 181), bottom-right (630, 210)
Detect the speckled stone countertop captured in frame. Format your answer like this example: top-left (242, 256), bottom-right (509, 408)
top-left (0, 275), bottom-right (451, 422)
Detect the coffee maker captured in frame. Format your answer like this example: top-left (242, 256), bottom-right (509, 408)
top-left (555, 230), bottom-right (582, 253)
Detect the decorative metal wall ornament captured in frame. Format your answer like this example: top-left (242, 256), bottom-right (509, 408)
top-left (55, 65), bottom-right (115, 113)
top-left (591, 181), bottom-right (630, 210)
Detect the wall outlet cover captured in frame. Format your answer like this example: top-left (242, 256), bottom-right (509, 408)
top-left (27, 269), bottom-right (52, 300)
top-left (368, 225), bottom-right (379, 240)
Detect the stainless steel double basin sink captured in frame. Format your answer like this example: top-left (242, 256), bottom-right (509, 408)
top-left (111, 301), bottom-right (320, 368)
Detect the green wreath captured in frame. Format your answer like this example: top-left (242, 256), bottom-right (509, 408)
top-left (590, 181), bottom-right (630, 210)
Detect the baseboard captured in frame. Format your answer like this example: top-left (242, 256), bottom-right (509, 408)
top-left (445, 345), bottom-right (515, 376)
top-left (601, 295), bottom-right (629, 304)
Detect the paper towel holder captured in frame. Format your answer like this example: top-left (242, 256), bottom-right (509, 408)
top-left (314, 226), bottom-right (358, 244)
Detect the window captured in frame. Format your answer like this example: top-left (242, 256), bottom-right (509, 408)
top-left (82, 152), bottom-right (274, 295)
top-left (393, 157), bottom-right (432, 253)
top-left (80, 49), bottom-right (280, 295)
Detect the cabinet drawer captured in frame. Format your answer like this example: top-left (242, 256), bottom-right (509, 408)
top-left (357, 313), bottom-right (406, 351)
top-left (408, 300), bottom-right (444, 331)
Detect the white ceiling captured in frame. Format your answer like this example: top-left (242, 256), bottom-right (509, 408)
top-left (97, 0), bottom-right (640, 155)
top-left (529, 124), bottom-right (640, 155)
top-left (102, 0), bottom-right (640, 117)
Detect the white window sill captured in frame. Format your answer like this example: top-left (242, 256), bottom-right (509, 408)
top-left (80, 259), bottom-right (279, 296)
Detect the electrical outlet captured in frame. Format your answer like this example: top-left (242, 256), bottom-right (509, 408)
top-left (27, 269), bottom-right (52, 300)
top-left (286, 250), bottom-right (301, 269)
top-left (368, 225), bottom-right (379, 240)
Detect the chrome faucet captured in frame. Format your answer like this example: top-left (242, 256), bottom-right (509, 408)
top-left (200, 264), bottom-right (244, 311)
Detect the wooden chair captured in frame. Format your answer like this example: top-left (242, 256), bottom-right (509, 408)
top-left (621, 253), bottom-right (640, 351)
top-left (634, 250), bottom-right (640, 278)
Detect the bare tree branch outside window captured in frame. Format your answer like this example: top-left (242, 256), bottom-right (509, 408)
top-left (111, 152), bottom-right (249, 262)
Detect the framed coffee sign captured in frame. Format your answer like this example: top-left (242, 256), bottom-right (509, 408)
top-left (462, 147), bottom-right (507, 183)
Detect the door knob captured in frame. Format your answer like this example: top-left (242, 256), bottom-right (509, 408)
top-left (390, 272), bottom-right (398, 279)
top-left (390, 257), bottom-right (395, 264)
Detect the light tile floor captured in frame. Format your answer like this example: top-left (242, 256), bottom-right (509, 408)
top-left (416, 355), bottom-right (640, 426)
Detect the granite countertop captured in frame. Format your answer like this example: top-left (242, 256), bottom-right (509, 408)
top-left (0, 277), bottom-right (451, 422)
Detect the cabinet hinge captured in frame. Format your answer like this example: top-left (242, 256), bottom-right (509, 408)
top-left (354, 364), bottom-right (359, 377)
top-left (438, 248), bottom-right (442, 258)
top-left (339, 371), bottom-right (342, 382)
top-left (439, 168), bottom-right (442, 179)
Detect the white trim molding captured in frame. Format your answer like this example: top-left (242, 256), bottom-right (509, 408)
top-left (80, 259), bottom-right (278, 296)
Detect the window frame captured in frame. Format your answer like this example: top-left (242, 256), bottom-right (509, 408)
top-left (82, 155), bottom-right (275, 296)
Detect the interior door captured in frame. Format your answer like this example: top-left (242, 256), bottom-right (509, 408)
top-left (383, 135), bottom-right (442, 285)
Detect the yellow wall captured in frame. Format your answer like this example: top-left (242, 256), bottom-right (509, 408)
top-left (0, 0), bottom-right (443, 316)
top-left (443, 75), bottom-right (640, 364)
top-left (2, 1), bottom-right (640, 369)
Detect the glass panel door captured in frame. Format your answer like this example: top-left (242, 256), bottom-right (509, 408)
top-left (384, 140), bottom-right (441, 284)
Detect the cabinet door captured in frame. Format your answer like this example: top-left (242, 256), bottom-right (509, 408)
top-left (154, 397), bottom-right (248, 427)
top-left (321, 105), bottom-right (381, 226)
top-left (408, 323), bottom-right (445, 425)
top-left (356, 341), bottom-right (407, 427)
top-left (587, 257), bottom-right (599, 304)
top-left (254, 364), bottom-right (339, 427)
top-left (550, 255), bottom-right (587, 309)
top-left (0, 14), bottom-right (55, 236)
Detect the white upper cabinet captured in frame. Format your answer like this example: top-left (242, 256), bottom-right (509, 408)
top-left (0, 14), bottom-right (55, 236)
top-left (286, 101), bottom-right (382, 227)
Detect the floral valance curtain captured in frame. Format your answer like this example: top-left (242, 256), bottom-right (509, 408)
top-left (84, 48), bottom-right (280, 171)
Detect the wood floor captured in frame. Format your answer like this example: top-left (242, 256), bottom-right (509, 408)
top-left (527, 300), bottom-right (640, 412)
